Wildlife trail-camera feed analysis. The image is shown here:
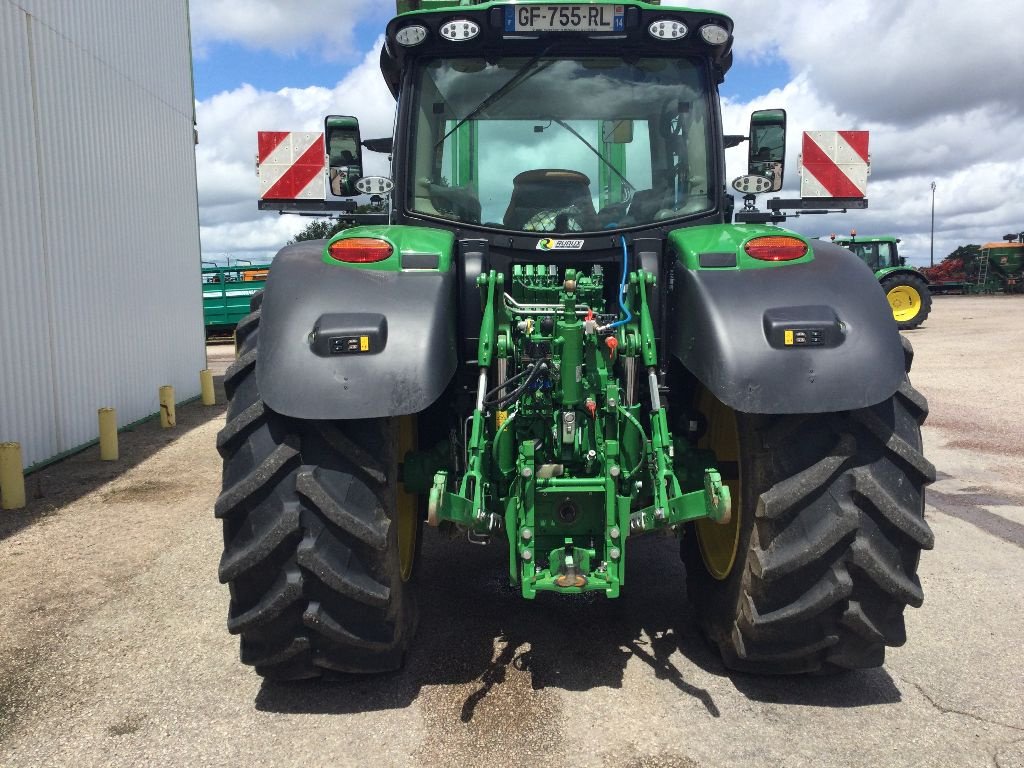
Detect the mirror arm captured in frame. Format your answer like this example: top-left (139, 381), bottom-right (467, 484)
top-left (363, 137), bottom-right (394, 153)
top-left (723, 134), bottom-right (747, 149)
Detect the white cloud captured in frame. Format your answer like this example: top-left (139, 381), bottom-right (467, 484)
top-left (190, 0), bottom-right (389, 60)
top-left (194, 2), bottom-right (1024, 266)
top-left (674, 0), bottom-right (1024, 122)
top-left (720, 77), bottom-right (1024, 264)
top-left (195, 38), bottom-right (395, 260)
top-left (702, 0), bottom-right (1024, 265)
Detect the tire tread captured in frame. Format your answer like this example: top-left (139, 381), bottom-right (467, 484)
top-left (215, 307), bottom-right (414, 680)
top-left (685, 375), bottom-right (934, 674)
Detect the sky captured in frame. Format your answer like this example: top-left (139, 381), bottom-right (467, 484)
top-left (190, 0), bottom-right (1024, 267)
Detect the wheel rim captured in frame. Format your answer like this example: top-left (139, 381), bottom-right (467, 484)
top-left (887, 285), bottom-right (921, 323)
top-left (396, 416), bottom-right (419, 582)
top-left (695, 391), bottom-right (742, 580)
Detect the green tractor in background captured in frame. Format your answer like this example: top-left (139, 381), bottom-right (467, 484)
top-left (832, 234), bottom-right (932, 330)
top-left (218, 0), bottom-right (934, 682)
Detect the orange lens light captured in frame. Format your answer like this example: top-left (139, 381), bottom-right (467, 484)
top-left (744, 236), bottom-right (808, 261)
top-left (327, 238), bottom-right (393, 263)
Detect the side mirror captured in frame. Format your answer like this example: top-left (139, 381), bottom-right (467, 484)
top-left (748, 109), bottom-right (786, 192)
top-left (325, 115), bottom-right (363, 198)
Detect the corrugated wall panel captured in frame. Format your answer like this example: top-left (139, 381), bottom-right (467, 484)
top-left (0, 0), bottom-right (60, 465)
top-left (0, 0), bottom-right (203, 468)
top-left (14, 0), bottom-right (195, 115)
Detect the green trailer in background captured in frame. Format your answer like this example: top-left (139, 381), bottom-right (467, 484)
top-left (974, 236), bottom-right (1024, 294)
top-left (920, 234), bottom-right (1024, 295)
top-left (202, 263), bottom-right (271, 338)
top-left (832, 234), bottom-right (932, 330)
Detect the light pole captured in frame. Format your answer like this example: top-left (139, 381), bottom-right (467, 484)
top-left (930, 181), bottom-right (936, 268)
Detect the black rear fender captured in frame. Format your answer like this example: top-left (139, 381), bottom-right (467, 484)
top-left (668, 242), bottom-right (905, 414)
top-left (256, 240), bottom-right (456, 420)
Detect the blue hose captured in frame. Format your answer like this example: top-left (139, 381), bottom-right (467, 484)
top-left (607, 235), bottom-right (633, 330)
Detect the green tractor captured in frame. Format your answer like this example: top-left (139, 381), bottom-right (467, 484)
top-left (217, 0), bottom-right (934, 680)
top-left (832, 234), bottom-right (932, 330)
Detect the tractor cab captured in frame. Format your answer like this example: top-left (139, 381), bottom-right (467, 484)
top-left (403, 53), bottom-right (716, 232)
top-left (339, 3), bottom-right (740, 241)
top-left (833, 233), bottom-right (903, 271)
top-left (832, 233), bottom-right (932, 329)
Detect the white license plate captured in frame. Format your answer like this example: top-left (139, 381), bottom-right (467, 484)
top-left (504, 5), bottom-right (625, 33)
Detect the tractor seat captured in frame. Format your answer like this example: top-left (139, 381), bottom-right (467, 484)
top-left (503, 169), bottom-right (598, 232)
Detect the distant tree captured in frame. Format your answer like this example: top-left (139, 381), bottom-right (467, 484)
top-left (287, 205), bottom-right (386, 244)
top-left (944, 244), bottom-right (980, 264)
top-left (288, 217), bottom-right (353, 244)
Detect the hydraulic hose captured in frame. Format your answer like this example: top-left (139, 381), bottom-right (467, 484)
top-left (604, 236), bottom-right (633, 331)
top-left (485, 362), bottom-right (548, 409)
top-left (617, 404), bottom-right (650, 478)
top-left (482, 363), bottom-right (535, 403)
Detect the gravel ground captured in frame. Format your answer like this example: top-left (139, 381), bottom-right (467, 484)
top-left (908, 295), bottom-right (1024, 499)
top-left (1, 298), bottom-right (1022, 768)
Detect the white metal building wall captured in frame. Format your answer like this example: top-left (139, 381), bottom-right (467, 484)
top-left (0, 0), bottom-right (204, 469)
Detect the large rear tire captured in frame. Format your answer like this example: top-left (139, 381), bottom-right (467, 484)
top-left (682, 339), bottom-right (935, 674)
top-left (882, 274), bottom-right (931, 330)
top-left (216, 297), bottom-right (418, 679)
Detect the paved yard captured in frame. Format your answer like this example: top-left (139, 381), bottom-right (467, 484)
top-left (1, 297), bottom-right (1022, 767)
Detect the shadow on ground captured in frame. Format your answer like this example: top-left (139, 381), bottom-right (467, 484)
top-left (255, 533), bottom-right (902, 719)
top-left (0, 375), bottom-right (228, 543)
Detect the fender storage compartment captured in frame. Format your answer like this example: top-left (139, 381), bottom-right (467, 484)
top-left (762, 305), bottom-right (844, 349)
top-left (310, 313), bottom-right (388, 356)
top-left (256, 240), bottom-right (457, 420)
top-left (669, 242), bottom-right (905, 414)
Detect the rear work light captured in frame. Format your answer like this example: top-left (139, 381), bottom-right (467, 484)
top-left (395, 25), bottom-right (427, 46)
top-left (328, 238), bottom-right (394, 263)
top-left (648, 20), bottom-right (687, 40)
top-left (744, 236), bottom-right (808, 261)
top-left (440, 19), bottom-right (480, 41)
top-left (700, 24), bottom-right (729, 45)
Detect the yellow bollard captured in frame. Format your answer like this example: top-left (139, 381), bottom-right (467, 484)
top-left (200, 369), bottom-right (216, 406)
top-left (0, 442), bottom-right (27, 510)
top-left (98, 408), bottom-right (118, 461)
top-left (159, 385), bottom-right (176, 428)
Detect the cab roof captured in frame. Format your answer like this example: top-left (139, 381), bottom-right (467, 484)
top-left (398, 0), bottom-right (670, 11)
top-left (834, 235), bottom-right (901, 245)
top-left (380, 1), bottom-right (734, 97)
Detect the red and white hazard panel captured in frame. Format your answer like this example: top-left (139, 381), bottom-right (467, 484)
top-left (257, 132), bottom-right (325, 200)
top-left (800, 131), bottom-right (870, 198)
